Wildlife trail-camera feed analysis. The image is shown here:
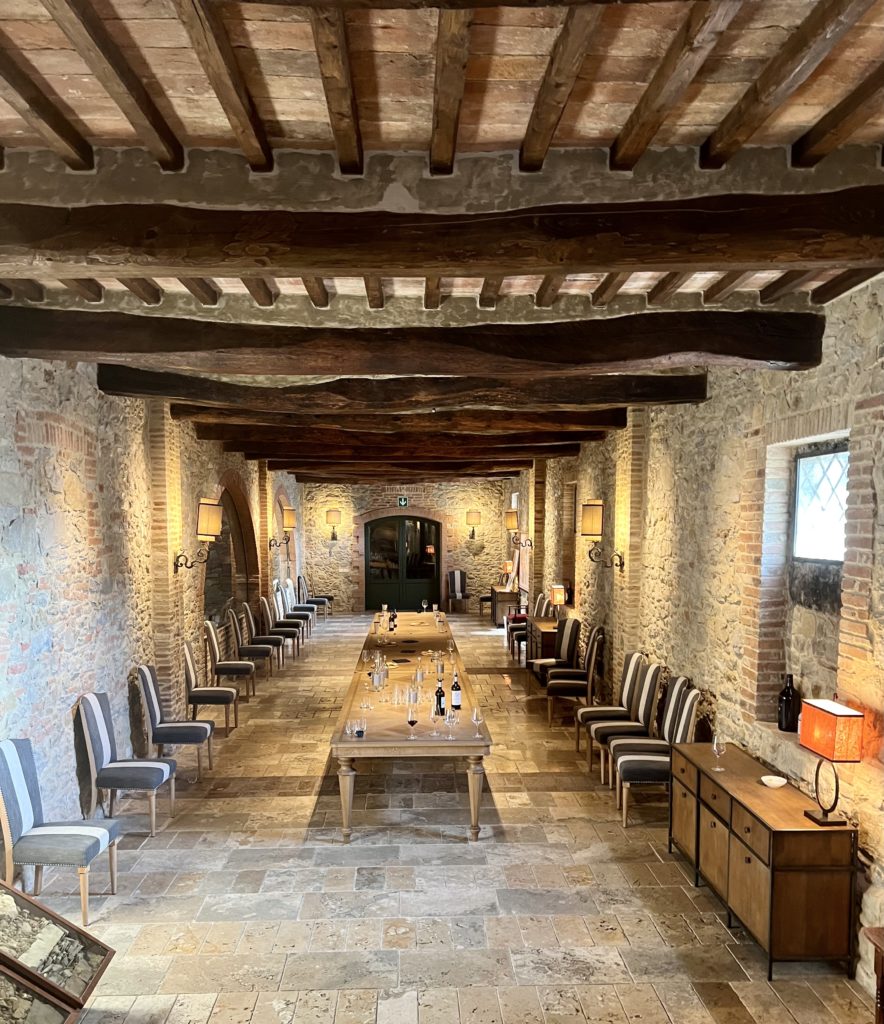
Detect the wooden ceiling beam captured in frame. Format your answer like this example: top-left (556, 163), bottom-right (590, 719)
top-left (592, 272), bottom-right (631, 306)
top-left (424, 276), bottom-right (442, 310)
top-left (302, 277), bottom-right (330, 309)
top-left (535, 274), bottom-right (564, 308)
top-left (0, 44), bottom-right (93, 170)
top-left (364, 276), bottom-right (385, 309)
top-left (179, 277), bottom-right (220, 306)
top-left (429, 11), bottom-right (472, 175)
top-left (234, 444), bottom-right (583, 461)
top-left (701, 0), bottom-right (877, 169)
top-left (0, 308), bottom-right (822, 374)
top-left (118, 277), bottom-right (162, 305)
top-left (703, 271), bottom-right (754, 304)
top-left (310, 10), bottom-right (363, 175)
top-left (809, 269), bottom-right (884, 304)
top-left (519, 8), bottom-right (601, 172)
top-left (478, 277), bottom-right (503, 309)
top-left (173, 406), bottom-right (630, 433)
top-left (265, 460), bottom-right (534, 474)
top-left (231, 0), bottom-right (713, 7)
top-left (759, 271), bottom-right (819, 304)
top-left (97, 365), bottom-right (709, 413)
top-left (199, 425), bottom-right (604, 447)
top-left (172, 0), bottom-right (272, 171)
top-left (5, 191), bottom-right (884, 276)
top-left (647, 271), bottom-right (692, 306)
top-left (41, 0), bottom-right (183, 170)
top-left (610, 0), bottom-right (741, 171)
top-left (242, 276), bottom-right (279, 307)
top-left (792, 65), bottom-right (884, 168)
top-left (291, 471), bottom-right (520, 482)
top-left (0, 282), bottom-right (11, 301)
top-left (0, 279), bottom-right (44, 302)
top-left (60, 278), bottom-right (102, 302)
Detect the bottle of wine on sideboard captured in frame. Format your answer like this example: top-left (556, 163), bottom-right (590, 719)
top-left (450, 671), bottom-right (462, 713)
top-left (777, 673), bottom-right (801, 732)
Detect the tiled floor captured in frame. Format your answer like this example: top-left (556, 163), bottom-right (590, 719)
top-left (42, 614), bottom-right (872, 1023)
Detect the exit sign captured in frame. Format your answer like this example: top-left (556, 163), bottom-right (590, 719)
top-left (398, 496), bottom-right (408, 507)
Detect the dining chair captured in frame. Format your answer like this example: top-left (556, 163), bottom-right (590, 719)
top-left (227, 607), bottom-right (274, 678)
top-left (529, 615), bottom-right (581, 685)
top-left (205, 620), bottom-right (256, 699)
top-left (590, 661), bottom-right (664, 785)
top-left (136, 665), bottom-right (215, 779)
top-left (183, 640), bottom-right (239, 737)
top-left (297, 574), bottom-right (330, 621)
top-left (546, 624), bottom-right (605, 726)
top-left (446, 570), bottom-right (470, 614)
top-left (280, 578), bottom-right (316, 636)
top-left (259, 595), bottom-right (302, 658)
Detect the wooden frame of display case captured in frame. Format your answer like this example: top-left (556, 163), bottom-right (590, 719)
top-left (0, 880), bottom-right (114, 1009)
top-left (0, 962), bottom-right (81, 1024)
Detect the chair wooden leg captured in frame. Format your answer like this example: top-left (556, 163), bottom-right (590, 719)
top-left (191, 705), bottom-right (198, 721)
top-left (157, 744), bottom-right (164, 758)
top-left (615, 771), bottom-right (621, 808)
top-left (234, 698), bottom-right (240, 729)
top-left (622, 783), bottom-right (630, 828)
top-left (197, 745), bottom-right (202, 780)
top-left (575, 720), bottom-right (581, 752)
top-left (169, 775), bottom-right (176, 818)
top-left (108, 790), bottom-right (115, 819)
top-left (148, 790), bottom-right (157, 837)
top-left (599, 748), bottom-right (606, 786)
top-left (108, 841), bottom-right (118, 895)
top-left (207, 736), bottom-right (214, 771)
top-left (547, 697), bottom-right (553, 727)
top-left (224, 704), bottom-right (230, 737)
top-left (33, 866), bottom-right (43, 896)
top-left (78, 867), bottom-right (90, 927)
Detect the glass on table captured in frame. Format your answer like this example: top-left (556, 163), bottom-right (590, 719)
top-left (444, 709), bottom-right (459, 741)
top-left (407, 704), bottom-right (419, 740)
top-left (711, 733), bottom-right (727, 771)
top-left (471, 706), bottom-right (484, 739)
top-left (428, 703), bottom-right (440, 737)
top-left (422, 599), bottom-right (429, 613)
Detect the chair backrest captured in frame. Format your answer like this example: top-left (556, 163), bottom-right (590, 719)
top-left (227, 608), bottom-right (244, 647)
top-left (137, 664), bottom-right (166, 734)
top-left (260, 596), bottom-right (276, 632)
top-left (618, 651), bottom-right (646, 712)
top-left (78, 692), bottom-right (118, 774)
top-left (532, 593), bottom-right (545, 616)
top-left (447, 570), bottom-right (467, 599)
top-left (496, 574), bottom-right (507, 586)
top-left (659, 676), bottom-right (691, 742)
top-left (539, 597), bottom-right (552, 617)
top-left (205, 621), bottom-right (222, 668)
top-left (554, 617), bottom-right (581, 665)
top-left (0, 739), bottom-right (44, 843)
top-left (273, 588), bottom-right (287, 621)
top-left (583, 625), bottom-right (605, 681)
top-left (242, 603), bottom-right (259, 642)
top-left (633, 662), bottom-right (663, 730)
top-left (286, 578), bottom-right (301, 609)
top-left (183, 640), bottom-right (199, 695)
top-left (297, 575), bottom-right (309, 602)
top-left (672, 685), bottom-right (701, 744)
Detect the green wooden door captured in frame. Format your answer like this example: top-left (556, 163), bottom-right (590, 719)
top-left (364, 516), bottom-right (441, 611)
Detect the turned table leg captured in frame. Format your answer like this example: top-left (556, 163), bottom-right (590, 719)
top-left (338, 757), bottom-right (356, 844)
top-left (467, 755), bottom-right (485, 842)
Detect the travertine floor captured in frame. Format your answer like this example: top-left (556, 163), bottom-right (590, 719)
top-left (42, 614), bottom-right (872, 1023)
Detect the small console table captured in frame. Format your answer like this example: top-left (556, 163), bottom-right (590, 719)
top-left (670, 742), bottom-right (857, 980)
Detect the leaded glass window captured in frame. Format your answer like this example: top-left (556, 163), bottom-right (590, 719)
top-left (792, 449), bottom-right (849, 561)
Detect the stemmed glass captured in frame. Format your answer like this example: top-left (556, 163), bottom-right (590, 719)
top-left (471, 706), bottom-right (484, 739)
top-left (428, 704), bottom-right (440, 737)
top-left (445, 709), bottom-right (459, 741)
top-left (361, 650), bottom-right (371, 676)
top-left (407, 704), bottom-right (418, 740)
top-left (422, 599), bottom-right (429, 613)
top-left (711, 733), bottom-right (727, 771)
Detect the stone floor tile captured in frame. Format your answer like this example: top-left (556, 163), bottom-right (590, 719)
top-left (614, 983), bottom-right (669, 1023)
top-left (251, 992), bottom-right (300, 1024)
top-left (573, 985), bottom-right (627, 1024)
top-left (281, 952), bottom-right (399, 991)
top-left (292, 990), bottom-right (338, 1023)
top-left (377, 989), bottom-right (418, 1024)
top-left (400, 949), bottom-right (514, 988)
top-left (769, 982), bottom-right (840, 1024)
top-left (125, 994), bottom-right (177, 1024)
top-left (201, 923), bottom-right (245, 955)
top-left (807, 980), bottom-right (875, 1024)
top-left (457, 986), bottom-right (502, 1024)
top-left (695, 982), bottom-right (759, 1023)
top-left (85, 996), bottom-right (137, 1024)
top-left (654, 982), bottom-right (716, 1023)
top-left (417, 988), bottom-right (459, 1024)
top-left (347, 917), bottom-right (385, 950)
top-left (510, 947), bottom-right (630, 986)
top-left (159, 955), bottom-right (286, 993)
top-left (208, 993), bottom-right (259, 1024)
top-left (537, 986), bottom-right (586, 1023)
top-left (621, 946), bottom-right (750, 983)
top-left (383, 918), bottom-right (417, 949)
top-left (551, 916), bottom-right (594, 948)
top-left (166, 994), bottom-right (218, 1024)
top-left (497, 987), bottom-right (544, 1024)
top-left (99, 956), bottom-right (172, 996)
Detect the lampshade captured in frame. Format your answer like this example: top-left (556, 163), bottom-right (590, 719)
top-left (505, 509), bottom-right (519, 531)
top-left (466, 510), bottom-right (481, 527)
top-left (581, 500), bottom-right (604, 542)
top-left (282, 506), bottom-right (297, 531)
top-left (196, 499), bottom-right (222, 542)
top-left (326, 509), bottom-right (342, 526)
top-left (550, 583), bottom-right (566, 606)
top-left (799, 699), bottom-right (864, 763)
top-left (503, 560), bottom-right (514, 574)
top-left (425, 544), bottom-right (436, 555)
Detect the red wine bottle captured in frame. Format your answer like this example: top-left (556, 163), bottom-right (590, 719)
top-left (435, 681), bottom-right (446, 716)
top-left (450, 671), bottom-right (462, 712)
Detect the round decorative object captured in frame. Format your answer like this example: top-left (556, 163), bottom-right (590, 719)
top-left (760, 775), bottom-right (787, 789)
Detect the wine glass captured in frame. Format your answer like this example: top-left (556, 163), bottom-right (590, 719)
top-left (471, 706), bottom-right (484, 739)
top-left (355, 718), bottom-right (367, 738)
top-left (445, 709), bottom-right (459, 741)
top-left (361, 649), bottom-right (371, 676)
top-left (422, 599), bottom-right (429, 614)
top-left (711, 733), bottom-right (727, 771)
top-left (407, 704), bottom-right (418, 740)
top-left (428, 704), bottom-right (440, 737)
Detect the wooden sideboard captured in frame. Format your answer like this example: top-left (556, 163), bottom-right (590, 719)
top-left (526, 616), bottom-right (557, 665)
top-left (670, 742), bottom-right (857, 980)
top-left (491, 586), bottom-right (520, 627)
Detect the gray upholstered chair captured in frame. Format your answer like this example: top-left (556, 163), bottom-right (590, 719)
top-left (297, 574), bottom-right (331, 621)
top-left (546, 624), bottom-right (605, 726)
top-left (529, 615), bottom-right (581, 685)
top-left (205, 620), bottom-right (256, 699)
top-left (279, 578), bottom-right (315, 636)
top-left (227, 607), bottom-right (274, 678)
top-left (446, 570), bottom-right (470, 613)
top-left (78, 691), bottom-right (175, 838)
top-left (240, 602), bottom-right (285, 667)
top-left (259, 595), bottom-right (302, 658)
top-left (575, 650), bottom-right (645, 754)
top-left (137, 665), bottom-right (214, 779)
top-left (183, 640), bottom-right (239, 737)
top-left (0, 738), bottom-right (119, 925)
top-left (590, 661), bottom-right (664, 785)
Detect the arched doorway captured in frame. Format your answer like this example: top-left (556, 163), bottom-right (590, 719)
top-left (365, 515), bottom-right (441, 611)
top-left (203, 483), bottom-right (259, 623)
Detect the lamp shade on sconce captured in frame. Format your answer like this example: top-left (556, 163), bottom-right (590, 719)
top-left (466, 510), bottom-right (481, 527)
top-left (425, 545), bottom-right (436, 556)
top-left (505, 510), bottom-right (519, 532)
top-left (196, 499), bottom-right (222, 542)
top-left (282, 506), bottom-right (297, 531)
top-left (550, 583), bottom-right (566, 607)
top-left (581, 501), bottom-right (604, 542)
top-left (503, 560), bottom-right (514, 575)
top-left (799, 699), bottom-right (864, 763)
top-left (326, 509), bottom-right (342, 526)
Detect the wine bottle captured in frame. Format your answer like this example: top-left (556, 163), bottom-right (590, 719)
top-left (777, 674), bottom-right (801, 732)
top-left (435, 680), bottom-right (446, 716)
top-left (450, 670), bottom-right (462, 712)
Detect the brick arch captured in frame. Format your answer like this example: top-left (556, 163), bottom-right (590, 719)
top-left (208, 469), bottom-right (262, 605)
top-left (352, 505), bottom-right (452, 611)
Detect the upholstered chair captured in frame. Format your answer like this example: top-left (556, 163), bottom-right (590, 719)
top-left (227, 607), bottom-right (274, 678)
top-left (446, 570), bottom-right (471, 614)
top-left (546, 625), bottom-right (605, 726)
top-left (529, 615), bottom-right (581, 685)
top-left (306, 574), bottom-right (335, 614)
top-left (183, 640), bottom-right (239, 737)
top-left (0, 738), bottom-right (120, 926)
top-left (590, 661), bottom-right (664, 785)
top-left (507, 592), bottom-right (545, 658)
top-left (205, 620), bottom-right (256, 699)
top-left (241, 601), bottom-right (287, 666)
top-left (259, 595), bottom-right (302, 658)
top-left (136, 665), bottom-right (214, 779)
top-left (78, 691), bottom-right (175, 838)
top-left (297, 574), bottom-right (331, 620)
top-left (280, 578), bottom-right (316, 635)
top-left (575, 650), bottom-right (645, 754)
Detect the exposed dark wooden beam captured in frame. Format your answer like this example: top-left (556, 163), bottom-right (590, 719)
top-left (429, 11), bottom-right (471, 175)
top-left (0, 42), bottom-right (93, 170)
top-left (535, 274), bottom-right (564, 308)
top-left (172, 0), bottom-right (272, 171)
top-left (98, 365), bottom-right (709, 413)
top-left (0, 279), bottom-right (44, 302)
top-left (60, 278), bottom-right (103, 302)
top-left (231, 0), bottom-right (705, 7)
top-left (792, 66), bottom-right (884, 168)
top-left (0, 282), bottom-right (11, 301)
top-left (519, 8), bottom-right (601, 172)
top-left (266, 460), bottom-right (534, 474)
top-left (292, 471), bottom-right (519, 482)
top-left (424, 276), bottom-right (442, 309)
top-left (592, 272), bottom-right (631, 306)
top-left (364, 276), bottom-right (385, 309)
top-left (310, 9), bottom-right (363, 174)
top-left (610, 1), bottom-right (741, 171)
top-left (199, 425), bottom-right (604, 448)
top-left (759, 271), bottom-right (819, 304)
top-left (242, 276), bottom-right (279, 307)
top-left (0, 308), bottom-right (823, 375)
top-left (118, 278), bottom-right (162, 305)
top-left (179, 277), bottom-right (220, 306)
top-left (647, 271), bottom-right (692, 306)
top-left (6, 191), bottom-right (884, 277)
top-left (701, 0), bottom-right (877, 169)
top-left (173, 406), bottom-right (630, 433)
top-left (302, 277), bottom-right (330, 308)
top-left (703, 271), bottom-right (754, 304)
top-left (478, 277), bottom-right (503, 309)
top-left (236, 444), bottom-right (582, 461)
top-left (810, 269), bottom-right (884, 304)
top-left (41, 0), bottom-right (183, 170)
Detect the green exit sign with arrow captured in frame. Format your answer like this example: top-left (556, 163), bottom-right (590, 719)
top-left (398, 496), bottom-right (408, 508)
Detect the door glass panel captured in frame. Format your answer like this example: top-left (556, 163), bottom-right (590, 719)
top-left (368, 521), bottom-right (399, 579)
top-left (405, 518), bottom-right (439, 580)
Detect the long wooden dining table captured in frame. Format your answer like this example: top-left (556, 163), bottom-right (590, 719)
top-left (329, 612), bottom-right (493, 842)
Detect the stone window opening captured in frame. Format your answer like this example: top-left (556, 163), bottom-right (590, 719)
top-left (562, 481), bottom-right (577, 607)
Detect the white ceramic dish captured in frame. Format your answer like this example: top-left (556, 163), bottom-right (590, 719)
top-left (760, 775), bottom-right (787, 789)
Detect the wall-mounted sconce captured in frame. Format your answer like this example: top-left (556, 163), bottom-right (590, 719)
top-left (550, 583), bottom-right (566, 618)
top-left (466, 510), bottom-right (481, 539)
top-left (505, 509), bottom-right (533, 548)
top-left (425, 544), bottom-right (436, 557)
top-left (326, 509), bottom-right (342, 541)
top-left (581, 500), bottom-right (625, 572)
top-left (174, 499), bottom-right (222, 574)
top-left (269, 506), bottom-right (297, 553)
top-left (502, 559), bottom-right (514, 575)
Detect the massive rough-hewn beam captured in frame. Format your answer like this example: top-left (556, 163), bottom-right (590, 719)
top-left (173, 405), bottom-right (629, 433)
top-left (234, 443), bottom-right (583, 461)
top-left (292, 471), bottom-right (519, 482)
top-left (429, 11), bottom-right (472, 175)
top-left (201, 426), bottom-right (603, 449)
top-left (7, 192), bottom-right (882, 277)
top-left (0, 308), bottom-right (824, 375)
top-left (230, 0), bottom-right (706, 6)
top-left (266, 460), bottom-right (534, 474)
top-left (98, 366), bottom-right (708, 413)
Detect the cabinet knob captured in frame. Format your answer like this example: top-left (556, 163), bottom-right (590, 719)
top-left (679, 767), bottom-right (685, 774)
top-left (745, 856), bottom-right (752, 864)
top-left (744, 826), bottom-right (751, 834)
top-left (710, 821), bottom-right (716, 829)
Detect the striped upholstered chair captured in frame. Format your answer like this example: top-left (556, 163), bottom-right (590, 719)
top-left (137, 666), bottom-right (214, 779)
top-left (259, 595), bottom-right (302, 658)
top-left (281, 579), bottom-right (316, 636)
top-left (183, 640), bottom-right (239, 737)
top-left (78, 692), bottom-right (176, 837)
top-left (0, 738), bottom-right (120, 925)
top-left (529, 615), bottom-right (581, 685)
top-left (546, 625), bottom-right (605, 726)
top-left (611, 678), bottom-right (700, 826)
top-left (508, 593), bottom-right (545, 659)
top-left (575, 650), bottom-right (645, 753)
top-left (446, 570), bottom-right (470, 613)
top-left (205, 620), bottom-right (256, 699)
top-left (242, 601), bottom-right (288, 665)
top-left (227, 608), bottom-right (275, 678)
top-left (590, 661), bottom-right (664, 785)
top-left (306, 575), bottom-right (335, 615)
top-left (297, 574), bottom-right (331, 621)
